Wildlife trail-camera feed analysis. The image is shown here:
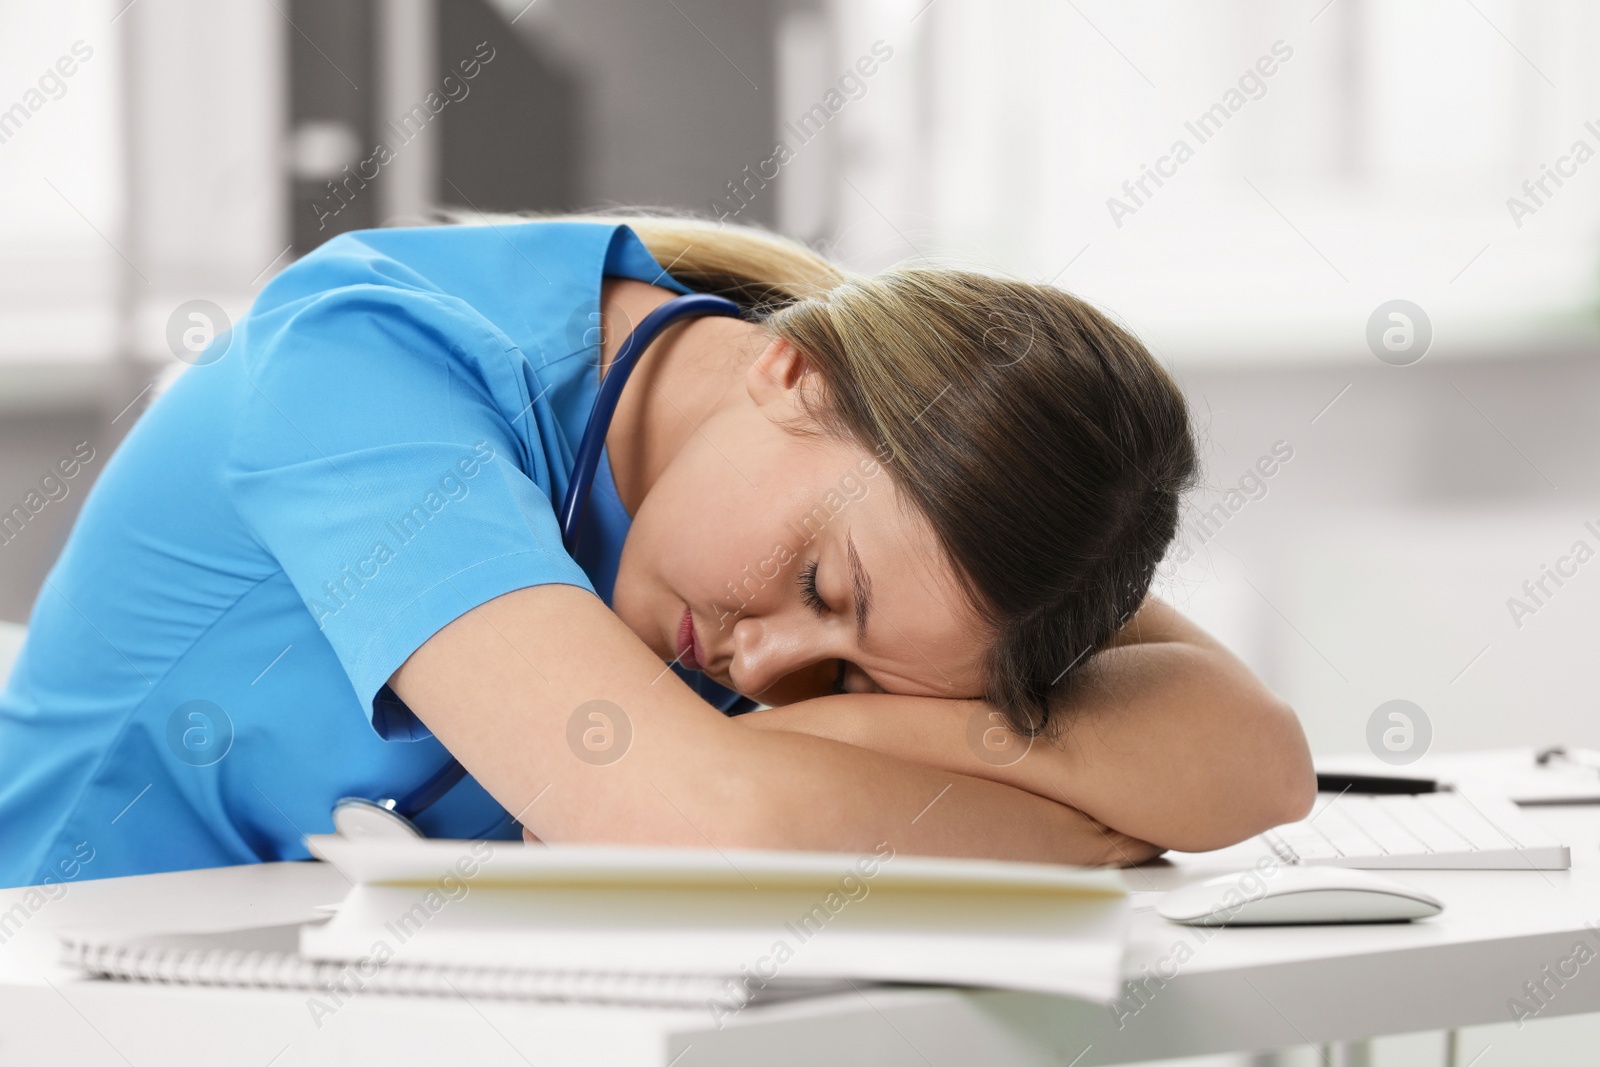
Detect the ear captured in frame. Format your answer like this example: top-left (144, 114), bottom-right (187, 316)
top-left (746, 335), bottom-right (813, 408)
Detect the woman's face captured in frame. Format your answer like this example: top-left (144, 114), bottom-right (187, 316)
top-left (611, 336), bottom-right (990, 705)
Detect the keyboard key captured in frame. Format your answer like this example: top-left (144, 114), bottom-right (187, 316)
top-left (1382, 798), bottom-right (1469, 852)
top-left (1305, 801), bottom-right (1384, 855)
top-left (1417, 794), bottom-right (1509, 850)
top-left (1346, 798), bottom-right (1432, 855)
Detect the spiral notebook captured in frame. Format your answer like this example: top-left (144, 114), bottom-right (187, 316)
top-left (58, 921), bottom-right (845, 1008)
top-left (61, 836), bottom-right (1131, 1009)
top-left (297, 835), bottom-right (1130, 1001)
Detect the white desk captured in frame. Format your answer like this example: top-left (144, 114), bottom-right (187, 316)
top-left (3, 805), bottom-right (1599, 1066)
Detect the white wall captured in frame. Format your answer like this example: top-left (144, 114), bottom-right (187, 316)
top-left (779, 0), bottom-right (1600, 768)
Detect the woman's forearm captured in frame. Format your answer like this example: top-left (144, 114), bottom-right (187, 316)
top-left (709, 734), bottom-right (1164, 866)
top-left (740, 601), bottom-right (1315, 853)
top-left (392, 584), bottom-right (1157, 866)
top-left (521, 767), bottom-right (1163, 867)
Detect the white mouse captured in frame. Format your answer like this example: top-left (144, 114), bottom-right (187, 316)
top-left (1157, 866), bottom-right (1444, 926)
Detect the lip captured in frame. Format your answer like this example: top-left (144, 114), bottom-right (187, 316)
top-left (676, 607), bottom-right (703, 671)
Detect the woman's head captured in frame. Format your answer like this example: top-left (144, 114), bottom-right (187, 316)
top-left (590, 212), bottom-right (1199, 737)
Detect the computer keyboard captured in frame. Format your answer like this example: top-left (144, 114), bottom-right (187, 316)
top-left (1261, 790), bottom-right (1571, 870)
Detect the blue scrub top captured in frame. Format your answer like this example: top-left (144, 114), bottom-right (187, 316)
top-left (0, 220), bottom-right (745, 888)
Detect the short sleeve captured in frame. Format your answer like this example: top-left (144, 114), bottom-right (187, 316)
top-left (223, 283), bottom-right (593, 739)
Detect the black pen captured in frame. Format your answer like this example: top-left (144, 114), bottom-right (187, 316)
top-left (1315, 772), bottom-right (1445, 795)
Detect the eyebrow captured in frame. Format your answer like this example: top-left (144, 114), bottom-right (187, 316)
top-left (845, 528), bottom-right (873, 643)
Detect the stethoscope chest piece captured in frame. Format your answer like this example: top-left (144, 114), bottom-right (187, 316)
top-left (332, 796), bottom-right (426, 840)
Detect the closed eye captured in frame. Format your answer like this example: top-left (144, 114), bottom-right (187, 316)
top-left (800, 559), bottom-right (879, 696)
top-left (798, 558), bottom-right (828, 615)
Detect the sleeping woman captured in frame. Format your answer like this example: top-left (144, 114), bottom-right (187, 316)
top-left (0, 213), bottom-right (1314, 887)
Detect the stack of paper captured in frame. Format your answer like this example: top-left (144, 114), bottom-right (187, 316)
top-left (301, 835), bottom-right (1131, 1006)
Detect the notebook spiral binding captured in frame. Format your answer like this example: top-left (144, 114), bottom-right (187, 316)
top-left (60, 936), bottom-right (751, 1008)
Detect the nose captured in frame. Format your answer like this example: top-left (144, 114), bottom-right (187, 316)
top-left (727, 611), bottom-right (837, 705)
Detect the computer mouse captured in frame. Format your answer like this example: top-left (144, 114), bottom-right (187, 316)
top-left (1157, 866), bottom-right (1444, 926)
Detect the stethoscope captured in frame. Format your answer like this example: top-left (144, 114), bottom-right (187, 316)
top-left (331, 292), bottom-right (744, 840)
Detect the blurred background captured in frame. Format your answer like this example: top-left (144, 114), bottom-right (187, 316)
top-left (0, 1), bottom-right (1597, 1058)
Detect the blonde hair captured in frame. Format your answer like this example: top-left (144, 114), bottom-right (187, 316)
top-left (489, 209), bottom-right (1198, 737)
top-left (555, 209), bottom-right (848, 308)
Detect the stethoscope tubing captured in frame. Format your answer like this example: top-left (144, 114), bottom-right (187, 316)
top-left (559, 293), bottom-right (744, 553)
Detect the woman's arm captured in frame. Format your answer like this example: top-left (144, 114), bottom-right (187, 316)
top-left (389, 583), bottom-right (1161, 865)
top-left (737, 598), bottom-right (1316, 853)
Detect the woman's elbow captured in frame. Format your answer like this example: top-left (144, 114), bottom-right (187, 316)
top-left (1266, 697), bottom-right (1317, 826)
top-left (1161, 697), bottom-right (1315, 854)
top-left (1229, 696), bottom-right (1316, 843)
top-left (1278, 760), bottom-right (1318, 827)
